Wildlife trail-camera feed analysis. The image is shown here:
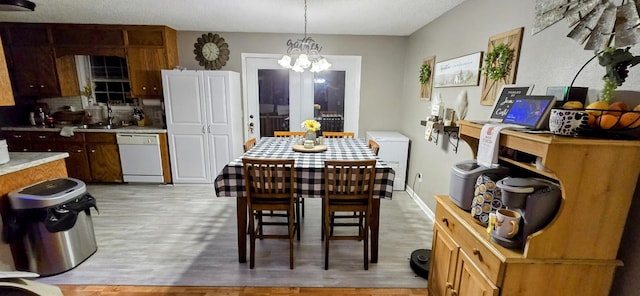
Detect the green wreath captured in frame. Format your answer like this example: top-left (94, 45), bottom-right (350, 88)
top-left (419, 63), bottom-right (432, 84)
top-left (482, 43), bottom-right (513, 81)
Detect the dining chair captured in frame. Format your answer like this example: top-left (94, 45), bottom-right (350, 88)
top-left (243, 138), bottom-right (257, 152)
top-left (274, 131), bottom-right (306, 137)
top-left (323, 159), bottom-right (376, 270)
top-left (242, 158), bottom-right (299, 269)
top-left (322, 131), bottom-right (355, 138)
top-left (368, 139), bottom-right (380, 156)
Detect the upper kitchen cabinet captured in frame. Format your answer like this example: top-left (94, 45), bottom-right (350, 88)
top-left (52, 24), bottom-right (126, 57)
top-left (2, 23), bottom-right (79, 98)
top-left (0, 35), bottom-right (14, 106)
top-left (125, 26), bottom-right (178, 99)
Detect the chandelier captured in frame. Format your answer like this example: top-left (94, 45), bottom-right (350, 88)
top-left (278, 0), bottom-right (331, 72)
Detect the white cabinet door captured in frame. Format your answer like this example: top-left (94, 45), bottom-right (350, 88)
top-left (204, 71), bottom-right (243, 176)
top-left (162, 70), bottom-right (211, 183)
top-left (162, 70), bottom-right (243, 183)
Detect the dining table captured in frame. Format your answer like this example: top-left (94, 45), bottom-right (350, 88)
top-left (214, 136), bottom-right (395, 264)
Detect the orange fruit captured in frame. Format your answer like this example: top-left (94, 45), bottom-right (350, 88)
top-left (609, 101), bottom-right (630, 111)
top-left (588, 113), bottom-right (598, 128)
top-left (598, 114), bottom-right (619, 129)
top-left (619, 112), bottom-right (640, 128)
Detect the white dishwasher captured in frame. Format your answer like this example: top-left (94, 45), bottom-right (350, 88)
top-left (116, 133), bottom-right (164, 183)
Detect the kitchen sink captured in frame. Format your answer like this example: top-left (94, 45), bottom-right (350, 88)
top-left (75, 124), bottom-right (119, 130)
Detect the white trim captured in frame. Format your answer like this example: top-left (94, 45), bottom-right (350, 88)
top-left (406, 186), bottom-right (435, 222)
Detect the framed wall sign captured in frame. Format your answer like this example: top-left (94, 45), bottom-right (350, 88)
top-left (433, 52), bottom-right (483, 88)
top-left (489, 84), bottom-right (534, 121)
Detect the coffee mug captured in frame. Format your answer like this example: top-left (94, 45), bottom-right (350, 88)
top-left (494, 209), bottom-right (521, 239)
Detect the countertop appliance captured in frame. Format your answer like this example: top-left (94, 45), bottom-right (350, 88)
top-left (491, 177), bottom-right (562, 249)
top-left (449, 160), bottom-right (509, 211)
top-left (116, 133), bottom-right (164, 183)
top-left (366, 131), bottom-right (409, 191)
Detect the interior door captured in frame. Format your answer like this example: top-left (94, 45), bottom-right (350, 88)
top-left (242, 54), bottom-right (361, 139)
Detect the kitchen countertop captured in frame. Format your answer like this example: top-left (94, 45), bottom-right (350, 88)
top-left (0, 152), bottom-right (69, 176)
top-left (1, 126), bottom-right (167, 133)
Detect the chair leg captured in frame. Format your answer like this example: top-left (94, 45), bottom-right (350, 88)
top-left (289, 207), bottom-right (295, 269)
top-left (295, 198), bottom-right (301, 241)
top-left (364, 215), bottom-right (369, 270)
top-left (249, 210), bottom-right (256, 269)
top-left (324, 210), bottom-right (331, 270)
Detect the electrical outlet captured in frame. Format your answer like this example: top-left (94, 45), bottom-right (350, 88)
top-left (417, 172), bottom-right (422, 183)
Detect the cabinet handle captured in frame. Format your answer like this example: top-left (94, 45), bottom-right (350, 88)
top-left (473, 248), bottom-right (480, 255)
top-left (40, 85), bottom-right (45, 88)
top-left (441, 217), bottom-right (449, 227)
top-left (76, 149), bottom-right (82, 153)
top-left (39, 136), bottom-right (46, 139)
top-left (451, 290), bottom-right (458, 296)
top-left (46, 149), bottom-right (52, 152)
top-left (28, 84), bottom-right (35, 88)
top-left (22, 148), bottom-right (28, 152)
top-left (142, 86), bottom-right (147, 90)
top-left (446, 282), bottom-right (453, 289)
top-left (91, 149), bottom-right (96, 153)
top-left (202, 126), bottom-right (206, 134)
top-left (13, 135), bottom-right (22, 138)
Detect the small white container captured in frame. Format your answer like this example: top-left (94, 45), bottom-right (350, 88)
top-left (0, 139), bottom-right (9, 165)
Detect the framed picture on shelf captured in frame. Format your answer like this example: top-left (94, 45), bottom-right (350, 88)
top-left (433, 52), bottom-right (483, 88)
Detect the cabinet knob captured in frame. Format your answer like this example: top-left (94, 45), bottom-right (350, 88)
top-left (40, 85), bottom-right (45, 88)
top-left (446, 282), bottom-right (453, 289)
top-left (22, 148), bottom-right (28, 152)
top-left (91, 149), bottom-right (96, 153)
top-left (28, 84), bottom-right (35, 88)
top-left (142, 86), bottom-right (147, 90)
top-left (46, 149), bottom-right (52, 152)
top-left (441, 217), bottom-right (449, 227)
top-left (473, 248), bottom-right (480, 255)
top-left (76, 149), bottom-right (82, 153)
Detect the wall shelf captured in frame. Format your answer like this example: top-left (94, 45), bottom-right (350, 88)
top-left (420, 120), bottom-right (459, 153)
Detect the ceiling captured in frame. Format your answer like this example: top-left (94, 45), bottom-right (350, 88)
top-left (0, 0), bottom-right (466, 36)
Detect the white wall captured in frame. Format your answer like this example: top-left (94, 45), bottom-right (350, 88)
top-left (399, 0), bottom-right (640, 294)
top-left (175, 32), bottom-right (408, 137)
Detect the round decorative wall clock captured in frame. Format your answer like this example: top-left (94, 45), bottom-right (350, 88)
top-left (194, 33), bottom-right (230, 70)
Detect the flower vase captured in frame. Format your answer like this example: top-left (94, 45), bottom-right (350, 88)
top-left (306, 131), bottom-right (317, 142)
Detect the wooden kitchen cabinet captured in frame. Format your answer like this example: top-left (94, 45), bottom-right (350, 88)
top-left (85, 133), bottom-right (122, 183)
top-left (126, 26), bottom-right (178, 99)
top-left (56, 133), bottom-right (91, 181)
top-left (0, 35), bottom-right (14, 106)
top-left (427, 121), bottom-right (640, 296)
top-left (429, 223), bottom-right (498, 296)
top-left (2, 23), bottom-right (79, 98)
top-left (29, 131), bottom-right (57, 152)
top-left (3, 131), bottom-right (31, 152)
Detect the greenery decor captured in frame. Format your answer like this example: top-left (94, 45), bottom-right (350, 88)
top-left (598, 47), bottom-right (640, 103)
top-left (419, 63), bottom-right (432, 84)
top-left (482, 43), bottom-right (513, 81)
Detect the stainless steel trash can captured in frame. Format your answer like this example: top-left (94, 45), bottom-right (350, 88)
top-left (7, 178), bottom-right (97, 276)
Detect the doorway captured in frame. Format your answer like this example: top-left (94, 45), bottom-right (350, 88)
top-left (242, 54), bottom-right (361, 139)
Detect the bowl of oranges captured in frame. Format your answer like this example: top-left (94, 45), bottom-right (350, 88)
top-left (552, 100), bottom-right (640, 138)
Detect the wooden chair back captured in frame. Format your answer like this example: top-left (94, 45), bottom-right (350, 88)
top-left (323, 159), bottom-right (376, 270)
top-left (243, 138), bottom-right (257, 152)
top-left (242, 157), bottom-right (297, 269)
top-left (368, 139), bottom-right (380, 156)
top-left (322, 131), bottom-right (355, 138)
top-left (274, 131), bottom-right (306, 137)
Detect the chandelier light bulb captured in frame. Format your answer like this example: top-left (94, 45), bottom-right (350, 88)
top-left (279, 0), bottom-right (330, 72)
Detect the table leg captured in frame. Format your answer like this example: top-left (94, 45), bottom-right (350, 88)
top-left (236, 196), bottom-right (247, 263)
top-left (371, 198), bottom-right (380, 263)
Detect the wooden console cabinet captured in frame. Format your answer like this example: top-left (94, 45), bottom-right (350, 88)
top-left (427, 121), bottom-right (640, 296)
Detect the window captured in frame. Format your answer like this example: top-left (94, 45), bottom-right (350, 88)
top-left (89, 56), bottom-right (131, 104)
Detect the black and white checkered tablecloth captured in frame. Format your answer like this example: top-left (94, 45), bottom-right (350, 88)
top-left (214, 137), bottom-right (395, 199)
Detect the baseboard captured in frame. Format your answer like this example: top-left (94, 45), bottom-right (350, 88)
top-left (405, 186), bottom-right (435, 222)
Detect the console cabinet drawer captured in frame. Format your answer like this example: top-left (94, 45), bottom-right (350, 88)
top-left (435, 202), bottom-right (503, 283)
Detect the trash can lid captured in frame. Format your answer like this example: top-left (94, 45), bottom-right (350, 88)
top-left (8, 178), bottom-right (87, 210)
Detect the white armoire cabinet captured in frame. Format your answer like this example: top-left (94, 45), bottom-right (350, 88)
top-left (162, 70), bottom-right (243, 183)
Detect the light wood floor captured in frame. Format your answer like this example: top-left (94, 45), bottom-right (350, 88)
top-left (58, 285), bottom-right (428, 295)
top-left (35, 184), bottom-right (432, 290)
